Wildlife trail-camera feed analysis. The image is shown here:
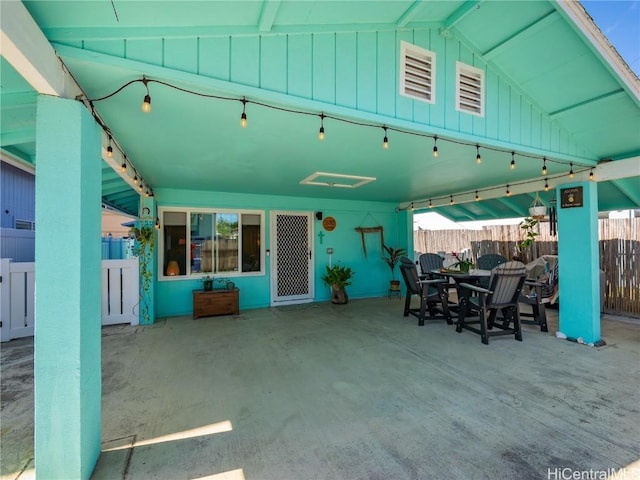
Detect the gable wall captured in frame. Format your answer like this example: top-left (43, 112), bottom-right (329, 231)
top-left (69, 28), bottom-right (593, 160)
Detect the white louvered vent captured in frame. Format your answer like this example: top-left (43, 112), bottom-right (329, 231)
top-left (400, 41), bottom-right (435, 104)
top-left (456, 62), bottom-right (484, 117)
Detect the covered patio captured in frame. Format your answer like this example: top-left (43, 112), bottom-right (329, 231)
top-left (1, 1), bottom-right (639, 478)
top-left (2, 300), bottom-right (639, 479)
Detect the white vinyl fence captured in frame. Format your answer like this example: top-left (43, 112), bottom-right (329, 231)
top-left (0, 258), bottom-right (139, 342)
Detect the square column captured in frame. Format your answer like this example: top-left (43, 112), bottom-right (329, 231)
top-left (556, 181), bottom-right (601, 343)
top-left (35, 96), bottom-right (102, 479)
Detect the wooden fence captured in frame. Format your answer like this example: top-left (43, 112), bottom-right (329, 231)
top-left (414, 218), bottom-right (639, 317)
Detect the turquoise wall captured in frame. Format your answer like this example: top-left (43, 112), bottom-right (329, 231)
top-left (65, 28), bottom-right (591, 160)
top-left (35, 96), bottom-right (102, 479)
top-left (154, 188), bottom-right (407, 318)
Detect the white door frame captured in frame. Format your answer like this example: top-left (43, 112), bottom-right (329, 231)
top-left (270, 211), bottom-right (314, 306)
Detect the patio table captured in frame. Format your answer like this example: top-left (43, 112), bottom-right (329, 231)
top-left (430, 269), bottom-right (492, 315)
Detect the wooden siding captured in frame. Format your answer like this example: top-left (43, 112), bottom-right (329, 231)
top-left (69, 28), bottom-right (592, 159)
top-left (1, 162), bottom-right (35, 229)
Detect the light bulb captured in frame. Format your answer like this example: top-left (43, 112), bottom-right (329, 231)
top-left (133, 175), bottom-right (138, 184)
top-left (121, 162), bottom-right (126, 173)
top-left (542, 158), bottom-right (547, 175)
top-left (141, 94), bottom-right (151, 113)
top-left (476, 145), bottom-right (481, 164)
top-left (433, 136), bottom-right (438, 158)
top-left (107, 145), bottom-right (113, 158)
top-left (475, 191), bottom-right (480, 201)
top-left (318, 126), bottom-right (325, 141)
top-left (240, 112), bottom-right (247, 128)
top-left (589, 169), bottom-right (594, 180)
top-left (506, 185), bottom-right (511, 196)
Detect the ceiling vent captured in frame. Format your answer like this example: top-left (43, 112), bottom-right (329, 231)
top-left (456, 62), bottom-right (484, 117)
top-left (399, 41), bottom-right (435, 104)
top-left (300, 172), bottom-right (376, 189)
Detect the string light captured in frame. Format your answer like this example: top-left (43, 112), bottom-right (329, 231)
top-left (138, 182), bottom-right (144, 192)
top-left (120, 159), bottom-right (127, 173)
top-left (410, 202), bottom-right (414, 211)
top-left (382, 126), bottom-right (389, 150)
top-left (506, 185), bottom-right (511, 196)
top-left (133, 173), bottom-right (138, 184)
top-left (240, 97), bottom-right (248, 128)
top-left (318, 113), bottom-right (325, 140)
top-left (569, 162), bottom-right (574, 178)
top-left (450, 195), bottom-right (454, 205)
top-left (155, 217), bottom-right (160, 229)
top-left (589, 168), bottom-right (594, 180)
top-left (88, 75), bottom-right (596, 203)
top-left (544, 178), bottom-right (549, 191)
top-left (542, 157), bottom-right (547, 175)
top-left (107, 135), bottom-right (113, 157)
top-left (145, 189), bottom-right (150, 197)
top-left (429, 199), bottom-right (433, 208)
top-left (475, 191), bottom-right (480, 201)
top-left (141, 76), bottom-right (151, 113)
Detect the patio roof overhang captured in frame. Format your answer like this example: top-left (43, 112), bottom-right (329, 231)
top-left (2, 0), bottom-right (639, 221)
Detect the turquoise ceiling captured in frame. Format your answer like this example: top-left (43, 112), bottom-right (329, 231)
top-left (2, 1), bottom-right (639, 220)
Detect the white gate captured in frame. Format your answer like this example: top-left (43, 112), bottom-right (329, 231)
top-left (0, 258), bottom-right (139, 341)
top-left (101, 259), bottom-right (139, 326)
top-left (270, 211), bottom-right (314, 306)
top-left (0, 259), bottom-right (35, 342)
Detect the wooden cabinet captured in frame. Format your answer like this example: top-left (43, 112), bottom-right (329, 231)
top-left (192, 289), bottom-right (239, 319)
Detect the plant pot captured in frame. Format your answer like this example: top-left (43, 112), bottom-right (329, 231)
top-left (459, 263), bottom-right (471, 273)
top-left (330, 285), bottom-right (348, 304)
top-left (203, 280), bottom-right (213, 291)
top-left (226, 281), bottom-right (235, 291)
top-left (389, 280), bottom-right (401, 291)
top-left (529, 206), bottom-right (547, 218)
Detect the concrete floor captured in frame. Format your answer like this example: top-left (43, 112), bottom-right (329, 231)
top-left (1, 298), bottom-right (639, 480)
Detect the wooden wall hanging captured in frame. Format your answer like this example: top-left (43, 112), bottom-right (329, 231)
top-left (354, 226), bottom-right (384, 258)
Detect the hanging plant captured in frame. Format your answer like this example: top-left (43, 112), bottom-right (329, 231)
top-left (129, 224), bottom-right (155, 324)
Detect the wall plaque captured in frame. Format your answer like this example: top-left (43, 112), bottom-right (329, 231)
top-left (561, 186), bottom-right (583, 209)
top-left (322, 216), bottom-right (336, 231)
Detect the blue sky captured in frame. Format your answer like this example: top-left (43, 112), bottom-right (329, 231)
top-left (582, 0), bottom-right (640, 75)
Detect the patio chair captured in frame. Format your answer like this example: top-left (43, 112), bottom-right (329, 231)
top-left (518, 257), bottom-right (558, 332)
top-left (399, 257), bottom-right (452, 326)
top-left (418, 253), bottom-right (444, 279)
top-left (455, 261), bottom-right (527, 345)
top-left (476, 253), bottom-right (508, 288)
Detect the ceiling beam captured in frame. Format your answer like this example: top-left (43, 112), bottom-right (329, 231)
top-left (0, 1), bottom-right (78, 98)
top-left (258, 0), bottom-right (281, 32)
top-left (483, 10), bottom-right (560, 61)
top-left (396, 1), bottom-right (426, 28)
top-left (441, 0), bottom-right (481, 33)
top-left (608, 178), bottom-right (640, 207)
top-left (403, 156), bottom-right (640, 210)
top-left (553, 0), bottom-right (640, 108)
top-left (549, 90), bottom-right (626, 119)
top-left (0, 129), bottom-right (35, 147)
top-left (1, 150), bottom-right (35, 174)
top-left (495, 197), bottom-right (528, 217)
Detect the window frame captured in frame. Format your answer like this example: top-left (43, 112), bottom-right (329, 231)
top-left (158, 206), bottom-right (265, 281)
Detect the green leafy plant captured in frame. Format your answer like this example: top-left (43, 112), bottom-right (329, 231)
top-left (382, 245), bottom-right (407, 280)
top-left (321, 263), bottom-right (354, 304)
top-left (452, 252), bottom-right (475, 272)
top-left (517, 217), bottom-right (539, 252)
top-left (321, 264), bottom-right (354, 289)
top-left (129, 224), bottom-right (155, 324)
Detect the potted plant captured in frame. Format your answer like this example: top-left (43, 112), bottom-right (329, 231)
top-left (321, 263), bottom-right (354, 304)
top-left (528, 192), bottom-right (547, 219)
top-left (382, 245), bottom-right (407, 291)
top-left (202, 275), bottom-right (213, 291)
top-left (451, 252), bottom-right (475, 273)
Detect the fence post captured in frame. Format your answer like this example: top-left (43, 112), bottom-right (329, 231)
top-left (0, 258), bottom-right (11, 342)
